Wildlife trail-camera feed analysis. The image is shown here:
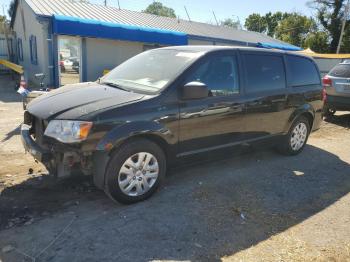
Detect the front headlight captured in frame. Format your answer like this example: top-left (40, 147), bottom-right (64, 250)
top-left (44, 120), bottom-right (93, 143)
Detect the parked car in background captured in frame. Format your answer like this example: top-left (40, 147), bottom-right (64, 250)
top-left (21, 46), bottom-right (323, 204)
top-left (323, 60), bottom-right (350, 117)
top-left (60, 57), bottom-right (79, 73)
top-left (72, 59), bottom-right (79, 73)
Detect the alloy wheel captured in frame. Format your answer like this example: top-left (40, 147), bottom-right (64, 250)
top-left (290, 122), bottom-right (308, 151)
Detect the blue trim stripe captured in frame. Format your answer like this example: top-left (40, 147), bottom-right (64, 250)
top-left (52, 15), bottom-right (188, 46)
top-left (257, 42), bottom-right (302, 51)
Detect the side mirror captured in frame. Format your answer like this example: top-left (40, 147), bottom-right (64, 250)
top-left (181, 81), bottom-right (208, 100)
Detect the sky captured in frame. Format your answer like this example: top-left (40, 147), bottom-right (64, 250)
top-left (0, 0), bottom-right (315, 24)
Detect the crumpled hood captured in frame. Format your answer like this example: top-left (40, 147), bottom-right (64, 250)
top-left (27, 82), bottom-right (144, 120)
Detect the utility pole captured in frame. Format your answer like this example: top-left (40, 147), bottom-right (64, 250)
top-left (104, 0), bottom-right (107, 6)
top-left (184, 6), bottom-right (191, 22)
top-left (337, 0), bottom-right (350, 54)
top-left (117, 0), bottom-right (120, 9)
top-left (212, 11), bottom-right (219, 26)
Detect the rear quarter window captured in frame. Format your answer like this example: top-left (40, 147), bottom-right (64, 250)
top-left (287, 56), bottom-right (320, 86)
top-left (329, 64), bottom-right (350, 78)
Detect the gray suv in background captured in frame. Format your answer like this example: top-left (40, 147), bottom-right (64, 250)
top-left (323, 60), bottom-right (350, 116)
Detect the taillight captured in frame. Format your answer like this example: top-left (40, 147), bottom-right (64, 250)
top-left (322, 76), bottom-right (332, 87)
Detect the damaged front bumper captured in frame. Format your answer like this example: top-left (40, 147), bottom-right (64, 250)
top-left (21, 124), bottom-right (52, 162)
top-left (21, 123), bottom-right (95, 178)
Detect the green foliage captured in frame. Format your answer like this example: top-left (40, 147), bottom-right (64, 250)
top-left (308, 0), bottom-right (348, 52)
top-left (244, 8), bottom-right (348, 53)
top-left (245, 12), bottom-right (291, 36)
top-left (340, 23), bottom-right (350, 53)
top-left (275, 13), bottom-right (317, 47)
top-left (221, 18), bottom-right (241, 29)
top-left (0, 16), bottom-right (8, 34)
top-left (143, 1), bottom-right (176, 18)
top-left (265, 12), bottom-right (291, 37)
top-left (8, 0), bottom-right (16, 19)
top-left (303, 31), bottom-right (329, 53)
top-left (244, 13), bottom-right (267, 33)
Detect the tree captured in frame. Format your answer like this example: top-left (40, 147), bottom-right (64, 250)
top-left (0, 16), bottom-right (6, 33)
top-left (8, 0), bottom-right (16, 19)
top-left (245, 12), bottom-right (291, 36)
top-left (264, 12), bottom-right (291, 37)
top-left (303, 31), bottom-right (329, 53)
top-left (244, 13), bottom-right (267, 33)
top-left (221, 18), bottom-right (241, 29)
top-left (308, 0), bottom-right (348, 52)
top-left (143, 2), bottom-right (176, 18)
top-left (275, 13), bottom-right (316, 47)
top-left (340, 23), bottom-right (350, 52)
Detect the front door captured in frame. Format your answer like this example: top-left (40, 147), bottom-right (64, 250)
top-left (178, 51), bottom-right (246, 156)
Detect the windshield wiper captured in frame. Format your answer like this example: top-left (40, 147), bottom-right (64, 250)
top-left (101, 81), bottom-right (129, 92)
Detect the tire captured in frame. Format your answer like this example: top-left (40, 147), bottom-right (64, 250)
top-left (104, 138), bottom-right (166, 204)
top-left (278, 116), bottom-right (310, 156)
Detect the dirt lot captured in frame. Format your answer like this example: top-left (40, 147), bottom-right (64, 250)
top-left (1, 75), bottom-right (350, 262)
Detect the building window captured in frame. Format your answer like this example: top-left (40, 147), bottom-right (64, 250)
top-left (17, 38), bottom-right (23, 61)
top-left (29, 35), bottom-right (38, 65)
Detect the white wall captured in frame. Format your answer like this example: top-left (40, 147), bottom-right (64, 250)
top-left (188, 39), bottom-right (215, 45)
top-left (85, 38), bottom-right (144, 81)
top-left (314, 58), bottom-right (343, 76)
top-left (12, 0), bottom-right (50, 87)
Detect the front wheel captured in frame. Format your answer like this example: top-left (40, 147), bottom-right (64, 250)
top-left (105, 139), bottom-right (166, 204)
top-left (278, 116), bottom-right (310, 155)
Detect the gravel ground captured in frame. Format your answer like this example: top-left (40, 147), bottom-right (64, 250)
top-left (0, 75), bottom-right (350, 262)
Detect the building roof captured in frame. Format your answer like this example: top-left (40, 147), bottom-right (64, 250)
top-left (22, 0), bottom-right (286, 45)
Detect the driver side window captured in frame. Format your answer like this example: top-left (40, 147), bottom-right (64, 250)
top-left (186, 54), bottom-right (239, 96)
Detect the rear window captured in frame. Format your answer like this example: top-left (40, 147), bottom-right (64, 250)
top-left (244, 54), bottom-right (286, 93)
top-left (329, 64), bottom-right (350, 78)
top-left (287, 56), bottom-right (320, 86)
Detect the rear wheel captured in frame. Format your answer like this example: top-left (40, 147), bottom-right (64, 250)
top-left (105, 139), bottom-right (166, 204)
top-left (278, 116), bottom-right (310, 155)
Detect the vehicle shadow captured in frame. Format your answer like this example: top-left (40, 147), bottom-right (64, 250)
top-left (1, 125), bottom-right (20, 142)
top-left (324, 112), bottom-right (350, 128)
top-left (0, 144), bottom-right (350, 261)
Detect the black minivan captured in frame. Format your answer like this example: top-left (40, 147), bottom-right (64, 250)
top-left (21, 46), bottom-right (323, 203)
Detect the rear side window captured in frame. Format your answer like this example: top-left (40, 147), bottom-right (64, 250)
top-left (329, 64), bottom-right (350, 78)
top-left (244, 54), bottom-right (286, 93)
top-left (287, 56), bottom-right (320, 86)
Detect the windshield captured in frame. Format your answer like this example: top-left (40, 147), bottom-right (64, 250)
top-left (101, 49), bottom-right (204, 93)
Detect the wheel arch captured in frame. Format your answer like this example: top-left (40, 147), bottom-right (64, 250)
top-left (92, 121), bottom-right (175, 190)
top-left (285, 104), bottom-right (315, 133)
